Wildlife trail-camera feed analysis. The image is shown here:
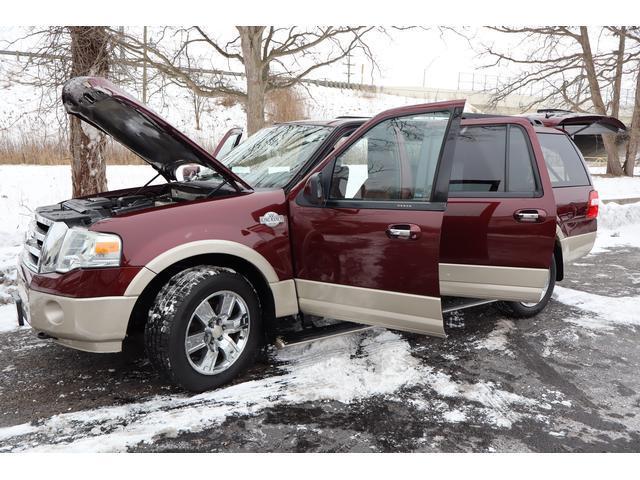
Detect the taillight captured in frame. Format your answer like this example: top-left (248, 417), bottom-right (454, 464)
top-left (587, 190), bottom-right (599, 219)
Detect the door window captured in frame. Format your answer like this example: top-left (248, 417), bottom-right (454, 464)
top-left (329, 112), bottom-right (451, 202)
top-left (450, 125), bottom-right (506, 193)
top-left (508, 126), bottom-right (538, 193)
top-left (449, 124), bottom-right (539, 195)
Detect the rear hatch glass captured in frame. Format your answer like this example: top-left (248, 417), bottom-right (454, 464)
top-left (538, 133), bottom-right (591, 188)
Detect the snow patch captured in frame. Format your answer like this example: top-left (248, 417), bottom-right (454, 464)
top-left (553, 285), bottom-right (640, 330)
top-left (0, 328), bottom-right (550, 452)
top-left (0, 304), bottom-right (24, 333)
top-left (473, 319), bottom-right (515, 355)
top-left (443, 409), bottom-right (467, 423)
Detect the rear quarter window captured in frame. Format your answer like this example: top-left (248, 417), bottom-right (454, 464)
top-left (538, 133), bottom-right (591, 187)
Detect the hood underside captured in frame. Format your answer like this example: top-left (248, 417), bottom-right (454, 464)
top-left (62, 77), bottom-right (251, 189)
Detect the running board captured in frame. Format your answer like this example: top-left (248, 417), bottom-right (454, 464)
top-left (274, 322), bottom-right (374, 349)
top-left (441, 297), bottom-right (496, 314)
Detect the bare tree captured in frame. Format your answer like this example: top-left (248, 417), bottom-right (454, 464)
top-left (68, 27), bottom-right (111, 197)
top-left (477, 26), bottom-right (640, 176)
top-left (2, 26), bottom-right (116, 194)
top-left (112, 26), bottom-right (377, 134)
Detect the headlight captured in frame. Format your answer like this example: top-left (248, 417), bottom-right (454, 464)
top-left (39, 225), bottom-right (122, 274)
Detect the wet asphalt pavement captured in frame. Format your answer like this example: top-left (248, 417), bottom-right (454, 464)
top-left (1, 245), bottom-right (639, 452)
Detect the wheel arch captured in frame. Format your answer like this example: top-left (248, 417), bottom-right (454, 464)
top-left (125, 241), bottom-right (289, 336)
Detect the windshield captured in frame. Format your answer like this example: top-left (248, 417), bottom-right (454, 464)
top-left (216, 124), bottom-right (332, 188)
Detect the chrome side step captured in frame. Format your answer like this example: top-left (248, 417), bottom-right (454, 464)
top-left (274, 322), bottom-right (374, 349)
top-left (441, 298), bottom-right (496, 314)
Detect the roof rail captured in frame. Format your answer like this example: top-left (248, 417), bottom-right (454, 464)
top-left (536, 108), bottom-right (574, 114)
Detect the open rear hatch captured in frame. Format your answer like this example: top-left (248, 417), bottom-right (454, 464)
top-left (529, 109), bottom-right (626, 136)
top-left (61, 76), bottom-right (251, 190)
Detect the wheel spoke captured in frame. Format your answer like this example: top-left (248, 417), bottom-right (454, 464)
top-left (185, 332), bottom-right (207, 354)
top-left (199, 347), bottom-right (219, 373)
top-left (194, 300), bottom-right (216, 326)
top-left (221, 313), bottom-right (246, 334)
top-left (218, 293), bottom-right (237, 319)
top-left (217, 333), bottom-right (240, 360)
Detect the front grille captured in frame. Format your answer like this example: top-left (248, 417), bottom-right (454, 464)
top-left (23, 213), bottom-right (52, 272)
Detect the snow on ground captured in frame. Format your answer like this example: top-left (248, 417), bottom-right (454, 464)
top-left (0, 328), bottom-right (559, 452)
top-left (472, 319), bottom-right (515, 355)
top-left (0, 304), bottom-right (27, 333)
top-left (590, 201), bottom-right (640, 254)
top-left (589, 166), bottom-right (640, 176)
top-left (592, 175), bottom-right (640, 201)
top-left (553, 286), bottom-right (640, 331)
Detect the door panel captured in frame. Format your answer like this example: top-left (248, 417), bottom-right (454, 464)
top-left (288, 100), bottom-right (465, 335)
top-left (440, 119), bottom-right (557, 301)
top-left (213, 127), bottom-right (243, 158)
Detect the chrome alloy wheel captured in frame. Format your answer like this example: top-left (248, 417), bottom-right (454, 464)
top-left (520, 270), bottom-right (551, 308)
top-left (184, 290), bottom-right (250, 375)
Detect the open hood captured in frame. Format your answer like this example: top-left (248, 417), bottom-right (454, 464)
top-left (62, 77), bottom-right (251, 189)
top-left (528, 110), bottom-right (626, 136)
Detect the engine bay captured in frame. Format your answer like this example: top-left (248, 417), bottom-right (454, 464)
top-left (36, 180), bottom-right (234, 227)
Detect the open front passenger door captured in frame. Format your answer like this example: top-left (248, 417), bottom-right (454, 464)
top-left (287, 100), bottom-right (465, 337)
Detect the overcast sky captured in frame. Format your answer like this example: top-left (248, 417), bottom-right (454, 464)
top-left (0, 26), bottom-right (624, 92)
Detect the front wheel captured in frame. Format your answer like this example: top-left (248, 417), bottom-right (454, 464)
top-left (145, 266), bottom-right (262, 392)
top-left (495, 254), bottom-right (556, 319)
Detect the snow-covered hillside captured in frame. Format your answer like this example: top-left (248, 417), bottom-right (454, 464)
top-left (0, 79), bottom-right (447, 148)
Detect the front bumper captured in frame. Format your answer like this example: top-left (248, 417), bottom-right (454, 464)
top-left (17, 264), bottom-right (137, 353)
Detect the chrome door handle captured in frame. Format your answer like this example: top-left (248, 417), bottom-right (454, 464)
top-left (514, 209), bottom-right (546, 223)
top-left (386, 224), bottom-right (421, 240)
top-left (388, 228), bottom-right (411, 238)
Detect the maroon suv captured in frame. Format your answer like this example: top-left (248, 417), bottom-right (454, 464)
top-left (16, 77), bottom-right (620, 392)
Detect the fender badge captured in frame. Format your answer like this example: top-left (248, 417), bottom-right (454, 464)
top-left (259, 212), bottom-right (285, 228)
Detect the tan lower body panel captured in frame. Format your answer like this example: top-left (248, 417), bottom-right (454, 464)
top-left (295, 279), bottom-right (445, 337)
top-left (439, 263), bottom-right (549, 303)
top-left (559, 231), bottom-right (597, 263)
top-left (270, 279), bottom-right (299, 317)
top-left (25, 289), bottom-right (136, 353)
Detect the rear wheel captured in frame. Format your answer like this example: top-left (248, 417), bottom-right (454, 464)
top-left (495, 254), bottom-right (556, 319)
top-left (145, 266), bottom-right (261, 392)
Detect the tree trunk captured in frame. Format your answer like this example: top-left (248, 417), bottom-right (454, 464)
top-left (68, 26), bottom-right (110, 197)
top-left (238, 26), bottom-right (266, 135)
top-left (624, 63), bottom-right (640, 177)
top-left (578, 27), bottom-right (624, 176)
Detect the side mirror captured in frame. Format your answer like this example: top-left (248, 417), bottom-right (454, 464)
top-left (303, 172), bottom-right (325, 205)
top-left (175, 163), bottom-right (202, 182)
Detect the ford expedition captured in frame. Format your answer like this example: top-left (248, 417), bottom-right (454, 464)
top-left (15, 77), bottom-right (622, 391)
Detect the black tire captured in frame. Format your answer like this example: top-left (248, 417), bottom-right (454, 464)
top-left (145, 266), bottom-right (262, 392)
top-left (495, 254), bottom-right (557, 319)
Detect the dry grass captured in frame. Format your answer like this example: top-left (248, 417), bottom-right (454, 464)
top-left (0, 129), bottom-right (144, 165)
top-left (266, 87), bottom-right (307, 124)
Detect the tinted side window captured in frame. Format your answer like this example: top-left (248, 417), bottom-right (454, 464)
top-left (450, 125), bottom-right (506, 192)
top-left (329, 112), bottom-right (450, 202)
top-left (508, 126), bottom-right (538, 192)
top-left (538, 134), bottom-right (590, 187)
